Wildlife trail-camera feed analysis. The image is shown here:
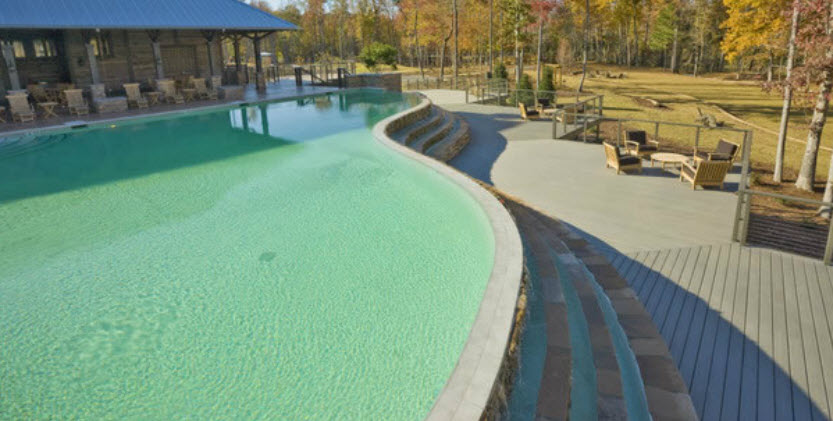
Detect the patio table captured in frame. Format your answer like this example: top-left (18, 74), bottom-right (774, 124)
top-left (144, 91), bottom-right (162, 106)
top-left (650, 152), bottom-right (690, 171)
top-left (181, 88), bottom-right (196, 102)
top-left (37, 101), bottom-right (58, 118)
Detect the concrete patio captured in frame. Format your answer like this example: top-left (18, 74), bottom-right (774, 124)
top-left (422, 92), bottom-right (833, 421)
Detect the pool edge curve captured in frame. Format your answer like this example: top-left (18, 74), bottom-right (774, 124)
top-left (371, 95), bottom-right (525, 421)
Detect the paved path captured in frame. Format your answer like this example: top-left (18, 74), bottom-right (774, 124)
top-left (437, 97), bottom-right (833, 421)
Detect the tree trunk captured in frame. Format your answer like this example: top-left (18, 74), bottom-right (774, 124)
top-left (811, 0), bottom-right (833, 205)
top-left (796, 80), bottom-right (832, 191)
top-left (578, 0), bottom-right (590, 91)
top-left (489, 0), bottom-right (494, 74)
top-left (774, 0), bottom-right (799, 183)
top-left (767, 50), bottom-right (774, 82)
top-left (452, 0), bottom-right (458, 89)
top-left (632, 13), bottom-right (639, 66)
top-left (439, 28), bottom-right (452, 82)
top-left (536, 19), bottom-right (543, 90)
top-left (670, 26), bottom-right (678, 73)
top-left (625, 22), bottom-right (631, 67)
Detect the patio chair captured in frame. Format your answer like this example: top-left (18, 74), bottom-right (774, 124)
top-left (680, 160), bottom-right (732, 189)
top-left (90, 84), bottom-right (128, 114)
top-left (192, 78), bottom-right (218, 100)
top-left (64, 89), bottom-right (90, 116)
top-left (6, 94), bottom-right (35, 123)
top-left (123, 83), bottom-right (149, 109)
top-left (519, 103), bottom-right (540, 120)
top-left (624, 130), bottom-right (659, 158)
top-left (694, 139), bottom-right (739, 164)
top-left (604, 142), bottom-right (642, 174)
top-left (156, 79), bottom-right (184, 104)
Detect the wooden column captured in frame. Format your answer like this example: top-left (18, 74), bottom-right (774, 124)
top-left (0, 41), bottom-right (21, 91)
top-left (147, 30), bottom-right (164, 79)
top-left (201, 30), bottom-right (216, 77)
top-left (123, 30), bottom-right (136, 82)
top-left (82, 31), bottom-right (101, 84)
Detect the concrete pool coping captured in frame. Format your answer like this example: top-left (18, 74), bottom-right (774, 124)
top-left (373, 95), bottom-right (525, 420)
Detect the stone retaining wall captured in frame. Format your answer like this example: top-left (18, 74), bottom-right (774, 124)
top-left (346, 73), bottom-right (402, 92)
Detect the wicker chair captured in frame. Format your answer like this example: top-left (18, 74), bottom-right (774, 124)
top-left (604, 142), bottom-right (642, 174)
top-left (123, 83), bottom-right (149, 109)
top-left (192, 78), bottom-right (218, 100)
top-left (694, 139), bottom-right (739, 164)
top-left (63, 89), bottom-right (90, 116)
top-left (519, 103), bottom-right (540, 120)
top-left (156, 79), bottom-right (184, 104)
top-left (624, 130), bottom-right (659, 158)
top-left (680, 160), bottom-right (733, 189)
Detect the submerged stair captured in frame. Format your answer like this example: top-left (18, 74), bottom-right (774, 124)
top-left (390, 103), bottom-right (470, 163)
top-left (499, 194), bottom-right (697, 421)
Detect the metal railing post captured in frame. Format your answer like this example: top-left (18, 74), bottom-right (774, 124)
top-left (695, 126), bottom-right (701, 151)
top-left (654, 122), bottom-right (660, 142)
top-left (617, 120), bottom-right (622, 147)
top-left (825, 218), bottom-right (833, 265)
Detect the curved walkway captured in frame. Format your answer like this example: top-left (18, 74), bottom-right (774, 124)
top-left (431, 95), bottom-right (833, 421)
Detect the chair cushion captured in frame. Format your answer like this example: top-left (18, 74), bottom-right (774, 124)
top-left (619, 156), bottom-right (641, 166)
top-left (626, 130), bottom-right (647, 145)
top-left (695, 151), bottom-right (710, 160)
top-left (708, 153), bottom-right (732, 161)
top-left (537, 98), bottom-right (551, 107)
top-left (715, 140), bottom-right (738, 156)
top-left (638, 144), bottom-right (658, 151)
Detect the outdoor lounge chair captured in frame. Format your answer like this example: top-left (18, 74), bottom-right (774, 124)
top-left (604, 142), bottom-right (642, 174)
top-left (156, 79), bottom-right (184, 104)
top-left (64, 89), bottom-right (90, 116)
top-left (519, 103), bottom-right (540, 120)
top-left (90, 84), bottom-right (128, 114)
top-left (6, 94), bottom-right (35, 123)
top-left (694, 139), bottom-right (739, 164)
top-left (624, 130), bottom-right (659, 158)
top-left (192, 78), bottom-right (218, 100)
top-left (123, 83), bottom-right (149, 109)
top-left (680, 160), bottom-right (732, 189)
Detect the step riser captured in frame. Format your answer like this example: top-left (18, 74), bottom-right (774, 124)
top-left (404, 110), bottom-right (444, 145)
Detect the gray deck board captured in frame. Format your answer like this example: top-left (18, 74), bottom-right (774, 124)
top-left (739, 248), bottom-right (762, 420)
top-left (620, 244), bottom-right (833, 421)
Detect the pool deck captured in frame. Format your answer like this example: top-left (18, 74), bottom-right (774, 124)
top-left (0, 79), bottom-right (339, 136)
top-left (422, 92), bottom-right (833, 421)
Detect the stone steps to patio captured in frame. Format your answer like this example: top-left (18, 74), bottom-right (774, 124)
top-left (499, 194), bottom-right (698, 421)
top-left (391, 104), bottom-right (470, 162)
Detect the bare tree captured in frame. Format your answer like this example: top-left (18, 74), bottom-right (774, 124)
top-left (577, 0), bottom-right (590, 92)
top-left (774, 0), bottom-right (799, 183)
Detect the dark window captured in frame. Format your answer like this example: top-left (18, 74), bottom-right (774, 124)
top-left (33, 39), bottom-right (57, 58)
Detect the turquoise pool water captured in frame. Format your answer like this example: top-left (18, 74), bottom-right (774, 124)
top-left (0, 90), bottom-right (495, 420)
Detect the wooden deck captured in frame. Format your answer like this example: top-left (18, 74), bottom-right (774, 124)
top-left (613, 244), bottom-right (833, 421)
top-left (438, 101), bottom-right (833, 421)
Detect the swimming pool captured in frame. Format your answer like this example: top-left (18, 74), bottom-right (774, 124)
top-left (0, 90), bottom-right (496, 420)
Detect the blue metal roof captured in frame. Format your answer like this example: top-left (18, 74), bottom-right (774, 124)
top-left (0, 0), bottom-right (298, 31)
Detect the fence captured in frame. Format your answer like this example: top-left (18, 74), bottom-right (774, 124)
top-left (733, 190), bottom-right (833, 264)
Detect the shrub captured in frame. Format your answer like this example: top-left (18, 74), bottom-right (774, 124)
top-left (359, 42), bottom-right (398, 70)
top-left (493, 62), bottom-right (508, 79)
top-left (517, 73), bottom-right (535, 105)
top-left (540, 66), bottom-right (556, 101)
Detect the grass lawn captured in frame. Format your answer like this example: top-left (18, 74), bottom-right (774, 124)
top-left (555, 65), bottom-right (832, 186)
